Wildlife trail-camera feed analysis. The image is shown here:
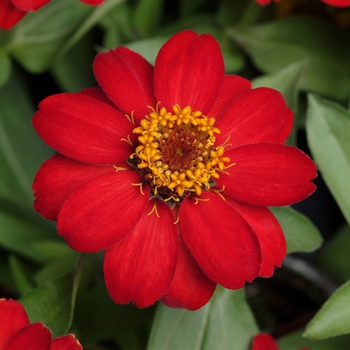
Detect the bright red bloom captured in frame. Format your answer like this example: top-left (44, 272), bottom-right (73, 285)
top-left (254, 0), bottom-right (350, 6)
top-left (320, 0), bottom-right (350, 6)
top-left (252, 334), bottom-right (310, 350)
top-left (254, 0), bottom-right (279, 5)
top-left (0, 0), bottom-right (103, 30)
top-left (32, 30), bottom-right (316, 310)
top-left (0, 299), bottom-right (82, 350)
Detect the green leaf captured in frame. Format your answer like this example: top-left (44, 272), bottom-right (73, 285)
top-left (20, 255), bottom-right (84, 337)
top-left (270, 207), bottom-right (323, 254)
top-left (229, 15), bottom-right (349, 101)
top-left (148, 287), bottom-right (258, 350)
top-left (201, 288), bottom-right (259, 350)
top-left (316, 225), bottom-right (350, 283)
top-left (252, 59), bottom-right (307, 113)
top-left (8, 0), bottom-right (92, 72)
top-left (132, 0), bottom-right (164, 37)
top-left (306, 94), bottom-right (350, 226)
top-left (74, 283), bottom-right (155, 344)
top-left (0, 69), bottom-right (52, 204)
top-left (9, 255), bottom-right (36, 295)
top-left (0, 49), bottom-right (11, 87)
top-left (278, 330), bottom-right (350, 349)
top-left (0, 208), bottom-right (57, 263)
top-left (305, 279), bottom-right (350, 339)
top-left (57, 0), bottom-right (125, 58)
top-left (51, 33), bottom-right (96, 92)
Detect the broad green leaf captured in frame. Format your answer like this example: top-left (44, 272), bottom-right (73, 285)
top-left (20, 256), bottom-right (84, 337)
top-left (74, 283), bottom-right (155, 344)
top-left (179, 0), bottom-right (207, 16)
top-left (8, 0), bottom-right (91, 72)
top-left (100, 3), bottom-right (134, 49)
top-left (148, 303), bottom-right (210, 350)
top-left (304, 279), bottom-right (350, 339)
top-left (278, 330), bottom-right (350, 349)
top-left (270, 207), bottom-right (323, 254)
top-left (0, 49), bottom-right (11, 87)
top-left (9, 255), bottom-right (36, 295)
top-left (316, 225), bottom-right (350, 283)
top-left (0, 207), bottom-right (57, 263)
top-left (0, 258), bottom-right (15, 294)
top-left (252, 59), bottom-right (308, 112)
top-left (229, 16), bottom-right (349, 101)
top-left (132, 0), bottom-right (164, 37)
top-left (0, 70), bottom-right (52, 204)
top-left (51, 33), bottom-right (96, 92)
top-left (306, 94), bottom-right (350, 226)
top-left (201, 288), bottom-right (259, 350)
top-left (125, 37), bottom-right (169, 65)
top-left (57, 0), bottom-right (125, 58)
top-left (148, 287), bottom-right (258, 350)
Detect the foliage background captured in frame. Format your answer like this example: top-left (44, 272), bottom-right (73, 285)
top-left (1, 0), bottom-right (350, 349)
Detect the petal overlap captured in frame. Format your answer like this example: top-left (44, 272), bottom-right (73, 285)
top-left (161, 236), bottom-right (216, 310)
top-left (33, 92), bottom-right (135, 164)
top-left (180, 191), bottom-right (262, 289)
top-left (154, 30), bottom-right (225, 114)
top-left (216, 143), bottom-right (317, 206)
top-left (93, 47), bottom-right (156, 121)
top-left (216, 88), bottom-right (293, 148)
top-left (104, 199), bottom-right (179, 308)
top-left (57, 171), bottom-right (150, 252)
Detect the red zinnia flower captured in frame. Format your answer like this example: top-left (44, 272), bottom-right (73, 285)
top-left (0, 0), bottom-right (103, 30)
top-left (320, 0), bottom-right (350, 6)
top-left (0, 298), bottom-right (82, 350)
top-left (254, 0), bottom-right (350, 6)
top-left (252, 334), bottom-right (310, 350)
top-left (32, 30), bottom-right (316, 310)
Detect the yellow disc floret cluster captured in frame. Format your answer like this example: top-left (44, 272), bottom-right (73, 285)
top-left (130, 104), bottom-right (230, 202)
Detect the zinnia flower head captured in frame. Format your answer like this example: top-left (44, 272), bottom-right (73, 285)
top-left (0, 0), bottom-right (103, 30)
top-left (251, 333), bottom-right (310, 350)
top-left (32, 30), bottom-right (316, 310)
top-left (254, 0), bottom-right (350, 6)
top-left (0, 298), bottom-right (82, 350)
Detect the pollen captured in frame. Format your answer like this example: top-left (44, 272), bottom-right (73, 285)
top-left (129, 104), bottom-right (231, 203)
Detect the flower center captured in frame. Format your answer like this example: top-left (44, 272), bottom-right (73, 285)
top-left (129, 104), bottom-right (230, 203)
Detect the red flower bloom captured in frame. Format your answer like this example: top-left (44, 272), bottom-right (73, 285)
top-left (252, 334), bottom-right (310, 350)
top-left (32, 30), bottom-right (316, 310)
top-left (254, 0), bottom-right (350, 6)
top-left (254, 0), bottom-right (279, 5)
top-left (0, 298), bottom-right (82, 350)
top-left (320, 0), bottom-right (350, 6)
top-left (0, 0), bottom-right (103, 30)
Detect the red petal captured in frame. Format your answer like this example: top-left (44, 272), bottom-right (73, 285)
top-left (216, 88), bottom-right (293, 147)
top-left (321, 0), bottom-right (350, 7)
top-left (180, 192), bottom-right (261, 290)
top-left (217, 143), bottom-right (317, 206)
top-left (104, 199), bottom-right (179, 308)
top-left (0, 299), bottom-right (29, 348)
top-left (11, 0), bottom-right (50, 11)
top-left (251, 334), bottom-right (279, 350)
top-left (57, 171), bottom-right (150, 252)
top-left (6, 322), bottom-right (51, 350)
top-left (208, 75), bottom-right (252, 119)
top-left (33, 92), bottom-right (135, 164)
top-left (0, 0), bottom-right (26, 30)
top-left (93, 47), bottom-right (156, 121)
top-left (79, 0), bottom-right (103, 4)
top-left (78, 87), bottom-right (115, 106)
top-left (51, 334), bottom-right (82, 350)
top-left (33, 154), bottom-right (116, 221)
top-left (225, 197), bottom-right (286, 277)
top-left (154, 30), bottom-right (225, 114)
top-left (161, 236), bottom-right (216, 310)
